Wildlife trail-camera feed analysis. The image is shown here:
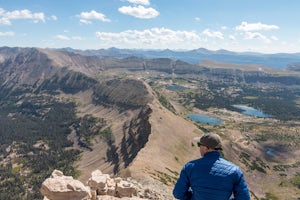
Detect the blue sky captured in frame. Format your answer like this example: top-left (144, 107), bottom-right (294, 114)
top-left (1, 0), bottom-right (300, 53)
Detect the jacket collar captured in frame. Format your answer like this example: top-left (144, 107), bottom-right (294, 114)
top-left (203, 151), bottom-right (221, 158)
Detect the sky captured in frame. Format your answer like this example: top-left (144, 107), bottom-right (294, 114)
top-left (1, 0), bottom-right (300, 53)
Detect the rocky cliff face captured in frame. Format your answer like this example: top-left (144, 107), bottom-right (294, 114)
top-left (0, 47), bottom-right (101, 97)
top-left (0, 48), bottom-right (54, 91)
top-left (0, 47), bottom-right (161, 198)
top-left (120, 105), bottom-right (152, 168)
top-left (93, 79), bottom-right (153, 108)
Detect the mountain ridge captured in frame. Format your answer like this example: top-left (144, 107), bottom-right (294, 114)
top-left (1, 46), bottom-right (300, 199)
top-left (58, 47), bottom-right (300, 70)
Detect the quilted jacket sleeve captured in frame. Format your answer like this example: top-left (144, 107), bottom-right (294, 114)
top-left (173, 164), bottom-right (192, 200)
top-left (232, 168), bottom-right (250, 200)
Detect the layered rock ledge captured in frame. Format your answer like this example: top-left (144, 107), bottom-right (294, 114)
top-left (41, 170), bottom-right (160, 200)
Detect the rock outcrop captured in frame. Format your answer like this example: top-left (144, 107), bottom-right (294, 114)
top-left (41, 169), bottom-right (158, 200)
top-left (40, 170), bottom-right (91, 200)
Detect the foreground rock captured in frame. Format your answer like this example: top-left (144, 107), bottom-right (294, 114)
top-left (87, 170), bottom-right (138, 198)
top-left (40, 170), bottom-right (91, 200)
top-left (41, 170), bottom-right (159, 200)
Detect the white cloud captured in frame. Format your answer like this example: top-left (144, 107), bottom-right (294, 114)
top-left (71, 36), bottom-right (84, 40)
top-left (195, 17), bottom-right (201, 22)
top-left (271, 36), bottom-right (278, 41)
top-left (243, 31), bottom-right (270, 43)
top-left (118, 5), bottom-right (159, 19)
top-left (202, 29), bottom-right (224, 39)
top-left (0, 17), bottom-right (11, 25)
top-left (229, 35), bottom-right (236, 41)
top-left (0, 31), bottom-right (15, 36)
top-left (80, 19), bottom-right (92, 25)
top-left (50, 15), bottom-right (57, 21)
top-left (236, 21), bottom-right (279, 31)
top-left (0, 8), bottom-right (45, 25)
top-left (55, 34), bottom-right (83, 41)
top-left (126, 0), bottom-right (150, 5)
top-left (55, 35), bottom-right (70, 40)
top-left (95, 28), bottom-right (201, 48)
top-left (78, 10), bottom-right (110, 24)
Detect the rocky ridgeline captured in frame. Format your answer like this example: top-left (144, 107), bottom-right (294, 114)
top-left (40, 170), bottom-right (160, 200)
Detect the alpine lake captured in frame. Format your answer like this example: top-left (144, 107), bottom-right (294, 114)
top-left (188, 105), bottom-right (271, 125)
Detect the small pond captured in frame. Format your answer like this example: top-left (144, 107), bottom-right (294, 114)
top-left (188, 114), bottom-right (222, 125)
top-left (266, 147), bottom-right (275, 157)
top-left (166, 85), bottom-right (186, 91)
top-left (233, 105), bottom-right (271, 118)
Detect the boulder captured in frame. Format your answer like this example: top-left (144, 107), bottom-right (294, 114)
top-left (87, 169), bottom-right (111, 195)
top-left (41, 169), bottom-right (158, 199)
top-left (40, 170), bottom-right (90, 200)
top-left (106, 177), bottom-right (116, 196)
top-left (116, 180), bottom-right (137, 198)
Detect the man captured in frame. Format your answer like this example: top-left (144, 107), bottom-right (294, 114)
top-left (173, 133), bottom-right (250, 200)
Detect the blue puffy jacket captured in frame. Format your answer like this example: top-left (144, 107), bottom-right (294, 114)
top-left (173, 151), bottom-right (250, 200)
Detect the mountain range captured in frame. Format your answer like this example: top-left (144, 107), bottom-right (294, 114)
top-left (0, 46), bottom-right (300, 199)
top-left (61, 47), bottom-right (300, 70)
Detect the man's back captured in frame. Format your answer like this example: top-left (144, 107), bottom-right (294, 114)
top-left (173, 151), bottom-right (250, 200)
